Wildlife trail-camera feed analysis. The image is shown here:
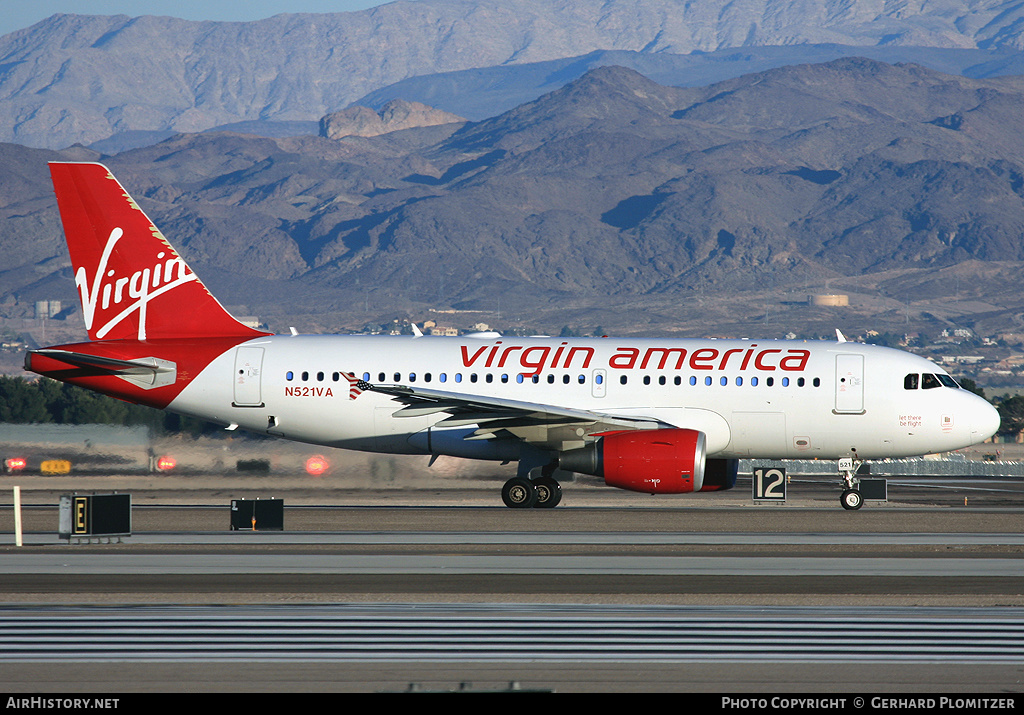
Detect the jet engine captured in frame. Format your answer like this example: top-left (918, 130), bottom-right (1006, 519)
top-left (559, 428), bottom-right (708, 494)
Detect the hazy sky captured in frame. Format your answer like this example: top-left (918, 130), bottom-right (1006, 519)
top-left (0, 1), bottom-right (394, 38)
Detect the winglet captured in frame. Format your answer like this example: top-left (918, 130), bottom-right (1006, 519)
top-left (835, 329), bottom-right (848, 343)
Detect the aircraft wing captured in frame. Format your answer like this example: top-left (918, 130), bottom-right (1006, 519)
top-left (362, 381), bottom-right (662, 449)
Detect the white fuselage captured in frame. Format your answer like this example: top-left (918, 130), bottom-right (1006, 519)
top-left (167, 335), bottom-right (999, 462)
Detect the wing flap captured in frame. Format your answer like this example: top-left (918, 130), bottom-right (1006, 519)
top-left (363, 382), bottom-right (662, 450)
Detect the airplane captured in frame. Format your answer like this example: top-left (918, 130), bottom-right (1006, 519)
top-left (25, 162), bottom-right (1001, 510)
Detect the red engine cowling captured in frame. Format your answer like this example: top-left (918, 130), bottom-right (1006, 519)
top-left (559, 428), bottom-right (707, 494)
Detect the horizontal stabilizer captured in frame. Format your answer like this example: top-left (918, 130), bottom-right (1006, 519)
top-left (27, 349), bottom-right (176, 389)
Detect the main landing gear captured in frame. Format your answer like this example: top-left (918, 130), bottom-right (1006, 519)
top-left (502, 446), bottom-right (563, 509)
top-left (501, 476), bottom-right (562, 509)
top-left (838, 456), bottom-right (863, 510)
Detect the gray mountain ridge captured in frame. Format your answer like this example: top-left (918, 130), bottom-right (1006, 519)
top-left (353, 44), bottom-right (1024, 122)
top-left (85, 42), bottom-right (1024, 157)
top-left (4, 1), bottom-right (1024, 148)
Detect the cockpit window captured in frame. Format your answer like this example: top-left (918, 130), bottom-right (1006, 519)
top-left (908, 373), bottom-right (960, 390)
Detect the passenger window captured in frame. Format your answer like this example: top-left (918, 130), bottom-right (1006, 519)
top-left (286, 371), bottom-right (294, 381)
top-left (904, 374), bottom-right (919, 390)
top-left (620, 375), bottom-right (628, 385)
top-left (301, 371), bottom-right (309, 381)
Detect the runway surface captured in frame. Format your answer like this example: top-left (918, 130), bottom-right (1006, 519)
top-left (1, 473), bottom-right (1024, 692)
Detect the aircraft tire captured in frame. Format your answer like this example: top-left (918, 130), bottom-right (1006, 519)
top-left (533, 477), bottom-right (562, 508)
top-left (502, 477), bottom-right (538, 509)
top-left (840, 488), bottom-right (863, 510)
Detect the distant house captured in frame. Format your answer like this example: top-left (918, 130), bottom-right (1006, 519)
top-left (428, 326), bottom-right (459, 336)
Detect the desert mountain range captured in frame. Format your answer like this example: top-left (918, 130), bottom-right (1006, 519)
top-left (2, 2), bottom-right (1024, 341)
top-left (3, 56), bottom-right (1024, 340)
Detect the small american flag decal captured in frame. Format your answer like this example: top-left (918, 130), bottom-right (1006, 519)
top-left (339, 372), bottom-right (367, 400)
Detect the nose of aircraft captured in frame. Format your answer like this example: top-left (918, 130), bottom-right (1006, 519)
top-left (969, 393), bottom-right (1001, 444)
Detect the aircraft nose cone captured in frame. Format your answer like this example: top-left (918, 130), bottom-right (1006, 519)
top-left (971, 397), bottom-right (1001, 443)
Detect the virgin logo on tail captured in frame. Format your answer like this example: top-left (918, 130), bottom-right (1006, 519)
top-left (50, 162), bottom-right (270, 342)
top-left (75, 226), bottom-right (197, 341)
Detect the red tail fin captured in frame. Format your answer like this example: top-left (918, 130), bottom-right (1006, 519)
top-left (49, 162), bottom-right (269, 341)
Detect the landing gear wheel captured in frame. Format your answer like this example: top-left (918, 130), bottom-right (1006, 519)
top-left (840, 489), bottom-right (863, 511)
top-left (533, 477), bottom-right (562, 509)
top-left (502, 476), bottom-right (538, 509)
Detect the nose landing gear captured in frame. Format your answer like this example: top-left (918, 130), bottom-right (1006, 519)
top-left (838, 455), bottom-right (863, 510)
top-left (840, 487), bottom-right (864, 510)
